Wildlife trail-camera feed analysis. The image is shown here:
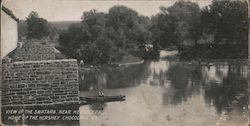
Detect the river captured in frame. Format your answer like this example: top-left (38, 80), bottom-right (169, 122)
top-left (78, 50), bottom-right (249, 126)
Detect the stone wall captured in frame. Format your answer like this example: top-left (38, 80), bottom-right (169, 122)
top-left (10, 42), bottom-right (55, 61)
top-left (2, 59), bottom-right (79, 106)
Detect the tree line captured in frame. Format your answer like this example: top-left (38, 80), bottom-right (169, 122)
top-left (58, 7), bottom-right (152, 64)
top-left (25, 0), bottom-right (248, 63)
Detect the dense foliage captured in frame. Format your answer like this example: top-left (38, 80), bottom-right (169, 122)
top-left (201, 0), bottom-right (248, 44)
top-left (26, 11), bottom-right (51, 39)
top-left (151, 1), bottom-right (201, 49)
top-left (58, 6), bottom-right (153, 64)
top-left (58, 0), bottom-right (248, 63)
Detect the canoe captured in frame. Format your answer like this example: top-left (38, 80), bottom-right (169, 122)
top-left (80, 95), bottom-right (126, 103)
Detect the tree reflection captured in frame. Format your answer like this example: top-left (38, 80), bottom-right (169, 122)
top-left (203, 62), bottom-right (248, 113)
top-left (104, 62), bottom-right (151, 89)
top-left (163, 63), bottom-right (202, 105)
top-left (79, 62), bottom-right (151, 90)
top-left (162, 61), bottom-right (247, 113)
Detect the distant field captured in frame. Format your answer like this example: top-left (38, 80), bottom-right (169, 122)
top-left (50, 21), bottom-right (80, 31)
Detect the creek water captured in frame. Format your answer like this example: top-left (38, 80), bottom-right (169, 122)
top-left (79, 50), bottom-right (249, 126)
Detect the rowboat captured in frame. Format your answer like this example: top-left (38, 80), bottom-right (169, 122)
top-left (80, 95), bottom-right (126, 103)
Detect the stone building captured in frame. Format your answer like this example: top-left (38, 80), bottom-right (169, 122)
top-left (1, 40), bottom-right (80, 106)
top-left (1, 6), bottom-right (79, 106)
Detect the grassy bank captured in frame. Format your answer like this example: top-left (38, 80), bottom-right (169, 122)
top-left (179, 44), bottom-right (247, 60)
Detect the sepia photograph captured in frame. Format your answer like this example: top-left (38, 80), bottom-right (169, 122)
top-left (0, 0), bottom-right (249, 125)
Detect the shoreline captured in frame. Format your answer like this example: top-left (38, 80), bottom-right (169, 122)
top-left (78, 59), bottom-right (145, 71)
top-left (113, 59), bottom-right (144, 66)
top-left (178, 58), bottom-right (248, 63)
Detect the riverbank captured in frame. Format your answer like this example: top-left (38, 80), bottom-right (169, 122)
top-left (111, 54), bottom-right (143, 65)
top-left (79, 54), bottom-right (144, 71)
top-left (178, 44), bottom-right (247, 61)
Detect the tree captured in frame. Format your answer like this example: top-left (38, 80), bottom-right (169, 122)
top-left (106, 5), bottom-right (153, 57)
top-left (107, 6), bottom-right (139, 30)
top-left (201, 0), bottom-right (248, 44)
top-left (168, 1), bottom-right (201, 47)
top-left (107, 6), bottom-right (151, 45)
top-left (59, 9), bottom-right (115, 64)
top-left (26, 11), bottom-right (51, 39)
top-left (59, 6), bottom-right (154, 64)
top-left (151, 1), bottom-right (201, 49)
top-left (151, 13), bottom-right (178, 48)
top-left (189, 15), bottom-right (203, 45)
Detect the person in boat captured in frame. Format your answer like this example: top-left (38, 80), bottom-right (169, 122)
top-left (98, 90), bottom-right (104, 97)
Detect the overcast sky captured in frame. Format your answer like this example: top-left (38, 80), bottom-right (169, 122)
top-left (2, 0), bottom-right (211, 21)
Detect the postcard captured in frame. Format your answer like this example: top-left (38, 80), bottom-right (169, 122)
top-left (1, 0), bottom-right (249, 125)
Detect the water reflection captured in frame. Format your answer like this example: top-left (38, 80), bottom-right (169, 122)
top-left (163, 63), bottom-right (202, 105)
top-left (203, 62), bottom-right (248, 113)
top-left (89, 102), bottom-right (107, 116)
top-left (79, 63), bottom-right (150, 91)
top-left (79, 51), bottom-right (248, 126)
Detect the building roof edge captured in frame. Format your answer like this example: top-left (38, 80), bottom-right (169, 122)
top-left (1, 5), bottom-right (19, 22)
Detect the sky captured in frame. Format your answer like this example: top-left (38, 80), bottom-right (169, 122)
top-left (2, 0), bottom-right (212, 21)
